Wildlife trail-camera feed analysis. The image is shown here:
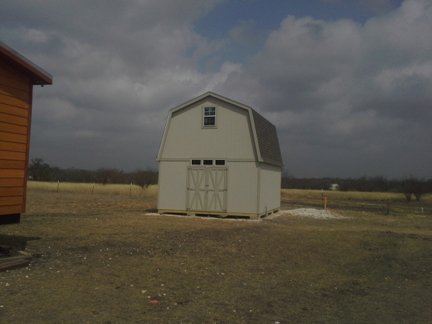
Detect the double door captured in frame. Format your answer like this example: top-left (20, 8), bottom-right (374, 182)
top-left (186, 167), bottom-right (227, 212)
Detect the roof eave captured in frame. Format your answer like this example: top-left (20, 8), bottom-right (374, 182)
top-left (259, 160), bottom-right (283, 168)
top-left (170, 91), bottom-right (254, 114)
top-left (0, 41), bottom-right (53, 85)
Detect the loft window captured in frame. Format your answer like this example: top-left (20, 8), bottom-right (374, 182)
top-left (191, 160), bottom-right (201, 165)
top-left (203, 160), bottom-right (213, 165)
top-left (203, 107), bottom-right (216, 127)
top-left (215, 160), bottom-right (225, 166)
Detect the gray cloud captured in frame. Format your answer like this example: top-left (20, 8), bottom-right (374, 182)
top-left (1, 0), bottom-right (230, 170)
top-left (321, 0), bottom-right (398, 14)
top-left (1, 0), bottom-right (431, 178)
top-left (218, 0), bottom-right (432, 177)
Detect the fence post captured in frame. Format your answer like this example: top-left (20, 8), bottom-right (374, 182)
top-left (323, 195), bottom-right (327, 210)
top-left (130, 182), bottom-right (132, 196)
top-left (91, 183), bottom-right (95, 194)
top-left (57, 180), bottom-right (60, 193)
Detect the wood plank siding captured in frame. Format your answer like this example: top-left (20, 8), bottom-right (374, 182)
top-left (0, 42), bottom-right (51, 222)
top-left (0, 59), bottom-right (31, 216)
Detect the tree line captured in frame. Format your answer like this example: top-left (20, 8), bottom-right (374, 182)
top-left (28, 158), bottom-right (431, 201)
top-left (282, 176), bottom-right (432, 201)
top-left (28, 158), bottom-right (158, 188)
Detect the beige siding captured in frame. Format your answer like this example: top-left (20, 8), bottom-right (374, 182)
top-left (158, 160), bottom-right (259, 215)
top-left (226, 161), bottom-right (258, 214)
top-left (158, 93), bottom-right (281, 217)
top-left (258, 163), bottom-right (281, 214)
top-left (161, 98), bottom-right (256, 161)
top-left (158, 160), bottom-right (188, 211)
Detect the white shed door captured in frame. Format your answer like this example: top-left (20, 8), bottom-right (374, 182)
top-left (186, 167), bottom-right (227, 212)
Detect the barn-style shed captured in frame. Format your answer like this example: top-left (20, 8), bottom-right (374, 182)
top-left (157, 92), bottom-right (283, 219)
top-left (0, 42), bottom-right (52, 224)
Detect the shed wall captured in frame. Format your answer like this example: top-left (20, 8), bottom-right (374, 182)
top-left (0, 59), bottom-right (31, 217)
top-left (158, 160), bottom-right (259, 215)
top-left (258, 163), bottom-right (281, 215)
top-left (158, 93), bottom-right (282, 218)
top-left (161, 98), bottom-right (256, 161)
top-left (226, 161), bottom-right (258, 215)
top-left (158, 160), bottom-right (189, 211)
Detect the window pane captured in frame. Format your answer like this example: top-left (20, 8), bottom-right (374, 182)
top-left (191, 160), bottom-right (201, 165)
top-left (204, 116), bottom-right (215, 126)
top-left (203, 107), bottom-right (216, 127)
top-left (203, 160), bottom-right (213, 165)
top-left (204, 107), bottom-right (215, 115)
top-left (215, 160), bottom-right (225, 165)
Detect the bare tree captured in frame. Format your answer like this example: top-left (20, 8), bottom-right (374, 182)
top-left (131, 170), bottom-right (158, 189)
top-left (401, 177), bottom-right (426, 202)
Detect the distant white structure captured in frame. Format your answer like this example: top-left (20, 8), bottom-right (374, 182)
top-left (329, 183), bottom-right (340, 191)
top-left (157, 92), bottom-right (283, 219)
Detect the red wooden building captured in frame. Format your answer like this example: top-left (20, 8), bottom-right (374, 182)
top-left (0, 42), bottom-right (52, 224)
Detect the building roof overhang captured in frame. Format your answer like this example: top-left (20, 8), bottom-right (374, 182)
top-left (0, 41), bottom-right (52, 85)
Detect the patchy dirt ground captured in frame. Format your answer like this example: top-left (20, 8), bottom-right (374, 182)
top-left (1, 189), bottom-right (432, 323)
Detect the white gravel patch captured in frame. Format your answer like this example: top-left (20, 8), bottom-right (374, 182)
top-left (144, 212), bottom-right (256, 221)
top-left (270, 208), bottom-right (346, 219)
top-left (146, 209), bottom-right (347, 221)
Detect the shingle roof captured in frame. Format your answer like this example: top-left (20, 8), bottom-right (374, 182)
top-left (160, 92), bottom-right (283, 167)
top-left (251, 109), bottom-right (283, 167)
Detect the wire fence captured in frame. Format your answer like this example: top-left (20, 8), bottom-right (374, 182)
top-left (28, 181), bottom-right (158, 197)
top-left (281, 190), bottom-right (432, 217)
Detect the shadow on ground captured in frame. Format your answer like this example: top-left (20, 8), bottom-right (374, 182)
top-left (0, 235), bottom-right (40, 256)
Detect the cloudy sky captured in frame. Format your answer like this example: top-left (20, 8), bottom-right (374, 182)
top-left (1, 0), bottom-right (431, 178)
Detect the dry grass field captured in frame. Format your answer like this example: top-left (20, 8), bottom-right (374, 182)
top-left (0, 184), bottom-right (431, 323)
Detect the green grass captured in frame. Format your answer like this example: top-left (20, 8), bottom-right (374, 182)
top-left (0, 187), bottom-right (431, 322)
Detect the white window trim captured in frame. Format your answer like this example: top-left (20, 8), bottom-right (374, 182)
top-left (202, 106), bottom-right (217, 128)
top-left (191, 159), bottom-right (202, 165)
top-left (190, 159), bottom-right (226, 166)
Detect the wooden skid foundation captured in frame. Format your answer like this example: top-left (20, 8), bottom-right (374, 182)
top-left (158, 208), bottom-right (279, 220)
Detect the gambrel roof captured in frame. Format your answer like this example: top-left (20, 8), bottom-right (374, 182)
top-left (158, 92), bottom-right (283, 167)
top-left (250, 109), bottom-right (283, 167)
